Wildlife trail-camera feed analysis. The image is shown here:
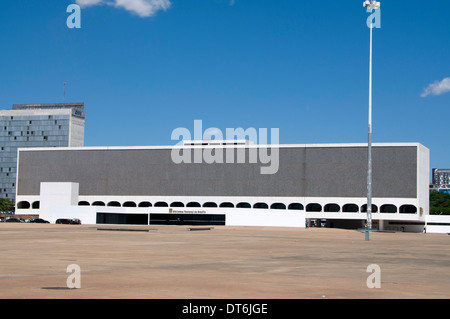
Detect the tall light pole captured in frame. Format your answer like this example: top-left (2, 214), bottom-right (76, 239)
top-left (363, 0), bottom-right (380, 240)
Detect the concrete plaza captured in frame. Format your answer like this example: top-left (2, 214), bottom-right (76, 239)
top-left (0, 223), bottom-right (449, 299)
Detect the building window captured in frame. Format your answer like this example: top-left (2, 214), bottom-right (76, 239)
top-left (170, 201), bottom-right (184, 207)
top-left (399, 205), bottom-right (417, 214)
top-left (107, 201), bottom-right (121, 207)
top-left (270, 203), bottom-right (286, 210)
top-left (324, 203), bottom-right (340, 212)
top-left (138, 201), bottom-right (152, 207)
top-left (17, 201), bottom-right (30, 209)
top-left (154, 201), bottom-right (168, 207)
top-left (343, 204), bottom-right (359, 212)
top-left (361, 204), bottom-right (378, 213)
top-left (306, 203), bottom-right (322, 212)
top-left (92, 201), bottom-right (105, 206)
top-left (254, 202), bottom-right (268, 209)
top-left (288, 203), bottom-right (304, 210)
top-left (187, 202), bottom-right (201, 207)
top-left (43, 136), bottom-right (48, 141)
top-left (123, 201), bottom-right (137, 207)
top-left (380, 204), bottom-right (397, 213)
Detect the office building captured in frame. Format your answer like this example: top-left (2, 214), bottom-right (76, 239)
top-left (0, 103), bottom-right (85, 203)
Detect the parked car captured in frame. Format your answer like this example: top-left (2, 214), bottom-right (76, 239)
top-left (55, 218), bottom-right (72, 224)
top-left (30, 218), bottom-right (50, 223)
top-left (71, 218), bottom-right (81, 224)
top-left (55, 218), bottom-right (81, 224)
top-left (5, 218), bottom-right (23, 223)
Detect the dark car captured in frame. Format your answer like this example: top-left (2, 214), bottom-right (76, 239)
top-left (56, 218), bottom-right (81, 224)
top-left (56, 218), bottom-right (72, 224)
top-left (5, 218), bottom-right (23, 223)
top-left (30, 218), bottom-right (50, 223)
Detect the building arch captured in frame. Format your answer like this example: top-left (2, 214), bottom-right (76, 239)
top-left (361, 204), bottom-right (378, 213)
top-left (270, 203), bottom-right (286, 210)
top-left (32, 201), bottom-right (40, 209)
top-left (343, 203), bottom-right (359, 212)
top-left (138, 201), bottom-right (152, 207)
top-left (288, 203), bottom-right (304, 210)
top-left (123, 201), bottom-right (137, 207)
top-left (253, 202), bottom-right (268, 209)
top-left (380, 204), bottom-right (397, 213)
top-left (107, 201), bottom-right (121, 207)
top-left (92, 201), bottom-right (105, 206)
top-left (187, 202), bottom-right (201, 207)
top-left (78, 201), bottom-right (90, 206)
top-left (236, 202), bottom-right (251, 208)
top-left (154, 201), bottom-right (168, 207)
top-left (203, 202), bottom-right (218, 207)
top-left (170, 201), bottom-right (184, 207)
top-left (219, 202), bottom-right (234, 208)
top-left (306, 203), bottom-right (322, 212)
top-left (324, 203), bottom-right (340, 212)
top-left (17, 201), bottom-right (30, 209)
top-left (400, 204), bottom-right (417, 214)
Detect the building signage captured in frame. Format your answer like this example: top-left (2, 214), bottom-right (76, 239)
top-left (169, 208), bottom-right (206, 214)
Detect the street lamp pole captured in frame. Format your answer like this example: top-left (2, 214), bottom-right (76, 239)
top-left (363, 0), bottom-right (380, 240)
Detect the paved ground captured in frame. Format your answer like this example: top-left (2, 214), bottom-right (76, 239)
top-left (0, 223), bottom-right (449, 299)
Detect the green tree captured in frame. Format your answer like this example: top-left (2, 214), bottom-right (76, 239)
top-left (0, 198), bottom-right (14, 213)
top-left (430, 191), bottom-right (450, 215)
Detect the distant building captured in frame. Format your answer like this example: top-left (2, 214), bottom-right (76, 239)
top-left (0, 103), bottom-right (85, 203)
top-left (432, 168), bottom-right (450, 189)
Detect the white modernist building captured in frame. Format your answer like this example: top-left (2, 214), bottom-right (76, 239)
top-left (13, 142), bottom-right (450, 233)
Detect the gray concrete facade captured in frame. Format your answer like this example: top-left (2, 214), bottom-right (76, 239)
top-left (17, 144), bottom-right (418, 198)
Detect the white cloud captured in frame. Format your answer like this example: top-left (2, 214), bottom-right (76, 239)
top-left (76, 0), bottom-right (104, 7)
top-left (75, 0), bottom-right (172, 17)
top-left (115, 0), bottom-right (171, 17)
top-left (421, 77), bottom-right (450, 97)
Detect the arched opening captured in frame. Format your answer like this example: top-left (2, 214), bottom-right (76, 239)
top-left (187, 202), bottom-right (201, 207)
top-left (203, 202), bottom-right (218, 207)
top-left (170, 201), bottom-right (184, 207)
top-left (154, 201), bottom-right (168, 207)
top-left (288, 203), bottom-right (304, 210)
top-left (17, 201), bottom-right (30, 209)
top-left (270, 203), bottom-right (286, 210)
top-left (380, 204), bottom-right (397, 213)
top-left (306, 203), bottom-right (322, 212)
top-left (32, 201), bottom-right (40, 209)
top-left (219, 202), bottom-right (234, 208)
top-left (253, 202), bottom-right (268, 209)
top-left (108, 201), bottom-right (121, 207)
top-left (138, 201), bottom-right (152, 207)
top-left (78, 201), bottom-right (90, 206)
top-left (92, 201), bottom-right (105, 206)
top-left (399, 204), bottom-right (417, 214)
top-left (123, 201), bottom-right (137, 207)
top-left (361, 204), bottom-right (378, 213)
top-left (343, 203), bottom-right (359, 212)
top-left (236, 202), bottom-right (251, 208)
top-left (324, 203), bottom-right (340, 212)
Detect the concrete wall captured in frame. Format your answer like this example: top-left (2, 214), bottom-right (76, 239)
top-left (17, 143), bottom-right (419, 198)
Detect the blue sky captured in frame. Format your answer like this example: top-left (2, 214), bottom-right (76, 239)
top-left (0, 0), bottom-right (449, 170)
